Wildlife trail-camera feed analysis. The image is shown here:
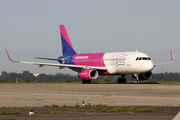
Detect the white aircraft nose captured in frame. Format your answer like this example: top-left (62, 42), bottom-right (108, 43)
top-left (145, 61), bottom-right (154, 71)
top-left (136, 61), bottom-right (154, 73)
top-left (138, 61), bottom-right (154, 73)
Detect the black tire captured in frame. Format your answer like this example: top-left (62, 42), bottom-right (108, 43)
top-left (118, 78), bottom-right (122, 84)
top-left (82, 80), bottom-right (87, 84)
top-left (122, 78), bottom-right (126, 83)
top-left (87, 80), bottom-right (91, 84)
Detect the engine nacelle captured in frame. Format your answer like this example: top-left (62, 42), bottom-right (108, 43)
top-left (132, 71), bottom-right (152, 80)
top-left (78, 69), bottom-right (98, 80)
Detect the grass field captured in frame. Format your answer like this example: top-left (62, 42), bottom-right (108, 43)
top-left (1, 103), bottom-right (153, 114)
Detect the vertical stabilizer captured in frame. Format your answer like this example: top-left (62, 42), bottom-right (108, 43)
top-left (60, 25), bottom-right (76, 55)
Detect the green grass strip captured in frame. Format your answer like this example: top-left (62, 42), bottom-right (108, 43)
top-left (99, 107), bottom-right (153, 112)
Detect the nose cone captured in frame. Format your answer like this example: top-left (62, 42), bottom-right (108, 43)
top-left (137, 61), bottom-right (154, 73)
top-left (145, 61), bottom-right (154, 72)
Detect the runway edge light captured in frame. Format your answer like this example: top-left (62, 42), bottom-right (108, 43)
top-left (29, 109), bottom-right (34, 116)
top-left (81, 101), bottom-right (85, 107)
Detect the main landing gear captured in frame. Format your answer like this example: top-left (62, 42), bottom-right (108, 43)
top-left (82, 80), bottom-right (91, 84)
top-left (134, 74), bottom-right (141, 84)
top-left (118, 75), bottom-right (126, 84)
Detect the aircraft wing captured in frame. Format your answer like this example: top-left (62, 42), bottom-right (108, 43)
top-left (154, 50), bottom-right (174, 66)
top-left (5, 49), bottom-right (107, 71)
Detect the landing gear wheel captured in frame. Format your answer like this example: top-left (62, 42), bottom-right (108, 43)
top-left (135, 80), bottom-right (140, 84)
top-left (82, 80), bottom-right (87, 84)
top-left (118, 78), bottom-right (122, 84)
top-left (118, 76), bottom-right (127, 84)
top-left (122, 78), bottom-right (126, 83)
top-left (87, 80), bottom-right (91, 84)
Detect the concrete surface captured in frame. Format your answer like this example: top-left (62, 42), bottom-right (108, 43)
top-left (0, 84), bottom-right (180, 120)
top-left (0, 84), bottom-right (180, 107)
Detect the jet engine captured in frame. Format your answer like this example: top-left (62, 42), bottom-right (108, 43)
top-left (132, 71), bottom-right (152, 80)
top-left (78, 69), bottom-right (98, 80)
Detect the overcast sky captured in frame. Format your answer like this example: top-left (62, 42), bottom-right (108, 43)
top-left (0, 0), bottom-right (180, 75)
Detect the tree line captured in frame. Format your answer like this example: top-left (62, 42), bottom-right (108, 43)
top-left (0, 71), bottom-right (180, 82)
top-left (0, 71), bottom-right (80, 82)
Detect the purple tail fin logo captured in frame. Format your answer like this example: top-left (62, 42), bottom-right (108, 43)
top-left (60, 25), bottom-right (76, 55)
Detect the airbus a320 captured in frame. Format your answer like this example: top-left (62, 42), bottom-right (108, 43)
top-left (5, 25), bottom-right (174, 84)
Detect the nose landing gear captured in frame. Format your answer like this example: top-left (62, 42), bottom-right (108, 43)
top-left (134, 74), bottom-right (141, 84)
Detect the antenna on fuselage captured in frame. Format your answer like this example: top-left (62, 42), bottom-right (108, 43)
top-left (136, 49), bottom-right (138, 52)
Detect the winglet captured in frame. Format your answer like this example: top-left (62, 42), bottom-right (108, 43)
top-left (5, 48), bottom-right (12, 61)
top-left (170, 50), bottom-right (174, 62)
top-left (154, 50), bottom-right (174, 66)
top-left (5, 48), bottom-right (20, 63)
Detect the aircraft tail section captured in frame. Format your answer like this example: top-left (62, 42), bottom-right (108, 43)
top-left (60, 25), bottom-right (76, 55)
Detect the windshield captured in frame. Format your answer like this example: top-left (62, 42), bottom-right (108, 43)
top-left (136, 57), bottom-right (151, 61)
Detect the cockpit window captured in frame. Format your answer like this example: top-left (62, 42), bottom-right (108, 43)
top-left (136, 57), bottom-right (151, 61)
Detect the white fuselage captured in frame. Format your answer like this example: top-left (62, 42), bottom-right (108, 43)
top-left (103, 52), bottom-right (154, 74)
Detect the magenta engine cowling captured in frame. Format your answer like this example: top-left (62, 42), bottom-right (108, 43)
top-left (78, 69), bottom-right (98, 80)
top-left (132, 71), bottom-right (152, 80)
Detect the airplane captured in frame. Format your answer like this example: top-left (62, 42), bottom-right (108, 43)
top-left (5, 25), bottom-right (174, 84)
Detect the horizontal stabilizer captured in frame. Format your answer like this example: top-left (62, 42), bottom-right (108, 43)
top-left (34, 57), bottom-right (64, 62)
